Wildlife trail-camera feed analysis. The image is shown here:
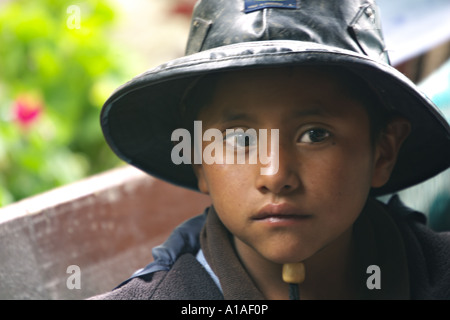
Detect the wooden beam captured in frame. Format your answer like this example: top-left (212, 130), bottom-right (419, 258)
top-left (0, 165), bottom-right (211, 299)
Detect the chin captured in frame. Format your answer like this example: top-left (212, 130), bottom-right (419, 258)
top-left (262, 245), bottom-right (315, 265)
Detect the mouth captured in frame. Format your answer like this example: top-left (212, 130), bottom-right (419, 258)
top-left (252, 203), bottom-right (312, 223)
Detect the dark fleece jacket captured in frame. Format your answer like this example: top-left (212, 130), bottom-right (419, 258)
top-left (90, 196), bottom-right (450, 300)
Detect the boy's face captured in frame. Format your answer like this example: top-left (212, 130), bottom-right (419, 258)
top-left (193, 67), bottom-right (389, 265)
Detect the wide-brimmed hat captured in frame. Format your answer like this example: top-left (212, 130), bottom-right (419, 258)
top-left (101, 0), bottom-right (450, 196)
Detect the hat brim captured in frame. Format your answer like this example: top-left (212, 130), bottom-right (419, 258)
top-left (101, 40), bottom-right (450, 196)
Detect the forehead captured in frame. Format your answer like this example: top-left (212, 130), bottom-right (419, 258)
top-left (215, 66), bottom-right (358, 97)
top-left (198, 66), bottom-right (368, 121)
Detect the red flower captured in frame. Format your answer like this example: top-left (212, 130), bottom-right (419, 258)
top-left (170, 0), bottom-right (196, 17)
top-left (13, 94), bottom-right (43, 127)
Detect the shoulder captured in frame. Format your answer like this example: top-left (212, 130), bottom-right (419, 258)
top-left (386, 195), bottom-right (450, 251)
top-left (90, 211), bottom-right (220, 300)
top-left (384, 195), bottom-right (450, 299)
top-left (89, 253), bottom-right (223, 300)
top-left (88, 270), bottom-right (166, 300)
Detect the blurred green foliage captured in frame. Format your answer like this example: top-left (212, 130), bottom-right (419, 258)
top-left (0, 0), bottom-right (129, 206)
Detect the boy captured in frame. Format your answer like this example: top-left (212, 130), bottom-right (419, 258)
top-left (93, 0), bottom-right (450, 299)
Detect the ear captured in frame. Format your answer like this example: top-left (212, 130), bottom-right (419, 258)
top-left (371, 117), bottom-right (411, 188)
top-left (192, 164), bottom-right (210, 194)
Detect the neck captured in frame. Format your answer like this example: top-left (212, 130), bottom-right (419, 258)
top-left (233, 227), bottom-right (358, 300)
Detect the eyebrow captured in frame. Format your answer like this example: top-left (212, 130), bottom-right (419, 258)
top-left (219, 105), bottom-right (337, 124)
top-left (219, 110), bottom-right (255, 123)
top-left (291, 105), bottom-right (337, 118)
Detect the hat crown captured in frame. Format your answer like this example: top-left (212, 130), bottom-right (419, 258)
top-left (185, 0), bottom-right (390, 64)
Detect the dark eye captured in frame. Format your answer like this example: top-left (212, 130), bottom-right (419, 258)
top-left (299, 128), bottom-right (331, 144)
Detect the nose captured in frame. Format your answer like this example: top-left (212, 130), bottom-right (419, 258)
top-left (255, 141), bottom-right (301, 195)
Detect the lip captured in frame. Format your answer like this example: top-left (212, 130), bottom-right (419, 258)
top-left (252, 203), bottom-right (312, 223)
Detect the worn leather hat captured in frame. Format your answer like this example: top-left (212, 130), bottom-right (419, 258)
top-left (101, 0), bottom-right (450, 196)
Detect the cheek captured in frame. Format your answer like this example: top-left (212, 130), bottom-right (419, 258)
top-left (201, 164), bottom-right (257, 238)
top-left (303, 141), bottom-right (375, 212)
top-left (201, 164), bottom-right (253, 210)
